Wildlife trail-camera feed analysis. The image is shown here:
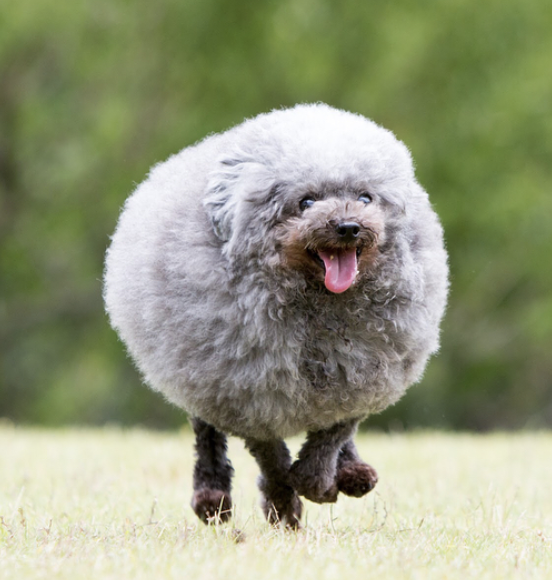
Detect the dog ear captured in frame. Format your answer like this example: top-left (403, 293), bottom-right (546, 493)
top-left (203, 158), bottom-right (242, 241)
top-left (204, 155), bottom-right (275, 242)
top-left (376, 184), bottom-right (409, 212)
top-left (377, 178), bottom-right (430, 216)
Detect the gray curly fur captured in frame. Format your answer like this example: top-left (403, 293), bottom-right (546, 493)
top-left (104, 103), bottom-right (449, 527)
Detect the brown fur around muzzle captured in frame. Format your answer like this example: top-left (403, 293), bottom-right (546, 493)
top-left (277, 198), bottom-right (385, 293)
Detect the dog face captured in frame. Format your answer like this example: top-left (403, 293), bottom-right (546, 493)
top-left (204, 105), bottom-right (421, 293)
top-left (276, 193), bottom-right (385, 293)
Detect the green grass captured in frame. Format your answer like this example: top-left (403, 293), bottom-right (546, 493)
top-left (0, 426), bottom-right (550, 579)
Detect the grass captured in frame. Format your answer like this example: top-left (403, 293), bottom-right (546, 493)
top-left (0, 425), bottom-right (550, 580)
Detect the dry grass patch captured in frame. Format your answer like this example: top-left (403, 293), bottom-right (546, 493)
top-left (0, 426), bottom-right (550, 579)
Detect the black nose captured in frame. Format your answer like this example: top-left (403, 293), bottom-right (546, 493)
top-left (335, 221), bottom-right (361, 243)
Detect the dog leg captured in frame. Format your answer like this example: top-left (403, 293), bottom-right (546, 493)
top-left (336, 438), bottom-right (378, 497)
top-left (190, 417), bottom-right (234, 524)
top-left (289, 419), bottom-right (360, 503)
top-left (245, 438), bottom-right (303, 529)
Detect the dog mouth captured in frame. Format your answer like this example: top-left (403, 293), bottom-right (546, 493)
top-left (309, 247), bottom-right (361, 294)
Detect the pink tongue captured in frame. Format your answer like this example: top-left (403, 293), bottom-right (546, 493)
top-left (318, 249), bottom-right (358, 293)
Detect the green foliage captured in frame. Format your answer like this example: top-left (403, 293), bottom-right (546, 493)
top-left (1, 0), bottom-right (551, 428)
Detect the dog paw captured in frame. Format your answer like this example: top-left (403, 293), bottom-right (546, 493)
top-left (258, 476), bottom-right (303, 529)
top-left (262, 490), bottom-right (303, 530)
top-left (336, 461), bottom-right (378, 497)
top-left (191, 489), bottom-right (233, 524)
top-left (289, 461), bottom-right (339, 504)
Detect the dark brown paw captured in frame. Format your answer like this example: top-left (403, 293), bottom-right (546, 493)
top-left (336, 462), bottom-right (378, 497)
top-left (191, 489), bottom-right (233, 524)
top-left (258, 476), bottom-right (303, 529)
top-left (262, 490), bottom-right (303, 530)
top-left (289, 461), bottom-right (339, 504)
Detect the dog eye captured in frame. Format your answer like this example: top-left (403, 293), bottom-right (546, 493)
top-left (299, 197), bottom-right (315, 211)
top-left (358, 193), bottom-right (373, 204)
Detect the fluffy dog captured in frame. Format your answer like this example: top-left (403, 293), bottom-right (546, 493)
top-left (104, 103), bottom-right (449, 528)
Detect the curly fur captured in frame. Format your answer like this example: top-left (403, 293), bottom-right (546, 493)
top-left (104, 103), bottom-right (449, 526)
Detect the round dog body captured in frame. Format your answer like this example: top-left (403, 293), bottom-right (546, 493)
top-left (104, 104), bottom-right (449, 440)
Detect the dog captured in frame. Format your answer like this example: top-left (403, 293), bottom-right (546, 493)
top-left (104, 103), bottom-right (449, 528)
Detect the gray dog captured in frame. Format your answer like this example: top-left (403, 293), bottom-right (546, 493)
top-left (104, 104), bottom-right (449, 528)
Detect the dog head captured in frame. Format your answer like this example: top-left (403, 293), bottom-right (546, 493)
top-left (204, 104), bottom-right (427, 293)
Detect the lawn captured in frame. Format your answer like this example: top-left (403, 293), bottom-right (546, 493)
top-left (0, 425), bottom-right (550, 579)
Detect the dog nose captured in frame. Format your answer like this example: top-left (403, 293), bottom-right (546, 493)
top-left (335, 221), bottom-right (361, 243)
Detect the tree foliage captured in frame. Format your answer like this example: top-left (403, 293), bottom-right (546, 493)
top-left (1, 0), bottom-right (551, 428)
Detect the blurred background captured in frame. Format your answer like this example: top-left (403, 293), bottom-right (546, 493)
top-left (1, 0), bottom-right (551, 430)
